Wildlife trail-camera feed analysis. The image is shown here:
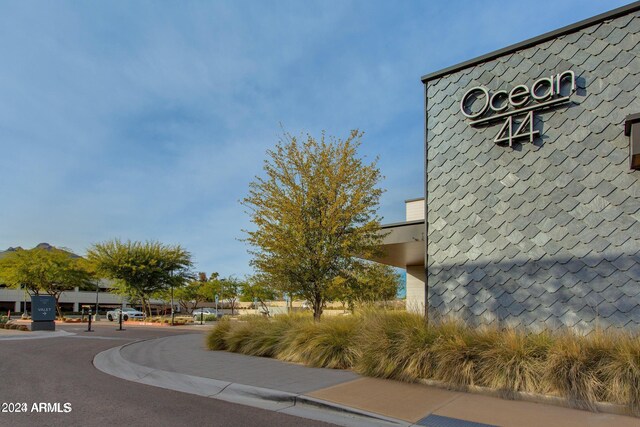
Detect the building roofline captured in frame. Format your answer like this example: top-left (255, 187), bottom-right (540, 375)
top-left (421, 1), bottom-right (640, 83)
top-left (380, 219), bottom-right (425, 229)
top-left (404, 197), bottom-right (425, 203)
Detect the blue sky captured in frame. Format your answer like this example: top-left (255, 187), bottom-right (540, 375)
top-left (0, 0), bottom-right (632, 276)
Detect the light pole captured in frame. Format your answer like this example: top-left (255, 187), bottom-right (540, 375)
top-left (117, 297), bottom-right (125, 331)
top-left (94, 279), bottom-right (100, 321)
top-left (170, 273), bottom-right (175, 326)
top-left (21, 284), bottom-right (28, 319)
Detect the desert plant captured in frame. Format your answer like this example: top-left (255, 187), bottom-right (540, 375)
top-left (204, 309), bottom-right (640, 414)
top-left (206, 318), bottom-right (233, 350)
top-left (278, 316), bottom-right (360, 369)
top-left (234, 316), bottom-right (298, 357)
top-left (430, 320), bottom-right (480, 387)
top-left (598, 332), bottom-right (640, 414)
top-left (544, 330), bottom-right (611, 410)
top-left (224, 320), bottom-right (260, 353)
top-left (475, 328), bottom-right (552, 397)
top-left (356, 310), bottom-right (436, 381)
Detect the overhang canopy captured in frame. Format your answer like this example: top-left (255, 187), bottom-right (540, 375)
top-left (365, 220), bottom-right (425, 268)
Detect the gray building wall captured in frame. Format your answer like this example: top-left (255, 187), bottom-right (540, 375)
top-left (425, 10), bottom-right (640, 332)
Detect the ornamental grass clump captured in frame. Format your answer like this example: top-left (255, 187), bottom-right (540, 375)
top-left (544, 330), bottom-right (611, 411)
top-left (430, 320), bottom-right (480, 387)
top-left (228, 315), bottom-right (300, 357)
top-left (206, 318), bottom-right (233, 350)
top-left (598, 331), bottom-right (640, 415)
top-left (475, 328), bottom-right (551, 397)
top-left (356, 310), bottom-right (436, 381)
top-left (205, 310), bottom-right (640, 415)
top-left (278, 315), bottom-right (360, 369)
top-left (224, 319), bottom-right (261, 353)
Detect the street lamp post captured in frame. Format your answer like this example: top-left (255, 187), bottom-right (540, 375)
top-left (117, 297), bottom-right (125, 331)
top-left (22, 284), bottom-right (27, 319)
top-left (170, 279), bottom-right (175, 326)
top-left (94, 280), bottom-right (100, 321)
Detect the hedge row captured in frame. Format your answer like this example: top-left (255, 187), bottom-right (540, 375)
top-left (207, 311), bottom-right (640, 415)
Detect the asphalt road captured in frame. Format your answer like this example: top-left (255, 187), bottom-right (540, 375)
top-left (0, 323), bottom-right (334, 427)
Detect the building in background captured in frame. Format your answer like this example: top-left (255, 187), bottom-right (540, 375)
top-left (0, 243), bottom-right (165, 314)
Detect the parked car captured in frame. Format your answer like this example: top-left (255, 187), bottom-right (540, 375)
top-left (192, 308), bottom-right (217, 320)
top-left (106, 308), bottom-right (145, 322)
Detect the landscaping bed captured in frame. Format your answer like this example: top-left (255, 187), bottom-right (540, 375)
top-left (0, 317), bottom-right (29, 331)
top-left (207, 311), bottom-right (640, 416)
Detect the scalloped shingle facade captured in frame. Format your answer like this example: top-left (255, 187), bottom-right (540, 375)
top-left (425, 10), bottom-right (640, 332)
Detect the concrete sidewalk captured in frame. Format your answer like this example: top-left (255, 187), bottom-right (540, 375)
top-left (94, 333), bottom-right (639, 427)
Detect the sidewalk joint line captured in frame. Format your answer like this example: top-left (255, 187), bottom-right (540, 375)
top-left (428, 392), bottom-right (464, 416)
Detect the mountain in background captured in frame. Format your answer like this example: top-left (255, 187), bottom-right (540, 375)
top-left (0, 243), bottom-right (80, 259)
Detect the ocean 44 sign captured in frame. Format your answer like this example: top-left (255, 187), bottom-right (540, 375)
top-left (460, 70), bottom-right (576, 146)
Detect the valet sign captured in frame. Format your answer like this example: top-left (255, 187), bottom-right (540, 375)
top-left (460, 70), bottom-right (576, 146)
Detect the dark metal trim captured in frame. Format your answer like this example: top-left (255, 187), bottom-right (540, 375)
top-left (380, 219), bottom-right (425, 229)
top-left (421, 1), bottom-right (640, 83)
top-left (405, 197), bottom-right (425, 203)
top-left (625, 113), bottom-right (640, 136)
top-left (424, 82), bottom-right (429, 318)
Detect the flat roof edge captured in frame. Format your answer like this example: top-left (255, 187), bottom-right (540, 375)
top-left (380, 219), bottom-right (425, 229)
top-left (421, 1), bottom-right (640, 83)
top-left (404, 197), bottom-right (425, 203)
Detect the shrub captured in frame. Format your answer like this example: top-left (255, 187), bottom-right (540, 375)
top-left (232, 316), bottom-right (297, 357)
top-left (430, 320), bottom-right (480, 387)
top-left (224, 319), bottom-right (261, 353)
top-left (598, 332), bottom-right (640, 415)
top-left (282, 315), bottom-right (360, 369)
top-left (206, 318), bottom-right (233, 350)
top-left (475, 328), bottom-right (551, 397)
top-left (205, 310), bottom-right (640, 414)
top-left (356, 310), bottom-right (436, 381)
top-left (544, 330), bottom-right (610, 410)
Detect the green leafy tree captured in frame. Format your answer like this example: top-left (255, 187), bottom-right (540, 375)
top-left (0, 247), bottom-right (93, 318)
top-left (175, 272), bottom-right (208, 314)
top-left (241, 275), bottom-right (278, 316)
top-left (87, 240), bottom-right (193, 316)
top-left (173, 272), bottom-right (221, 314)
top-left (242, 130), bottom-right (384, 320)
top-left (330, 262), bottom-right (401, 311)
top-left (218, 276), bottom-right (242, 315)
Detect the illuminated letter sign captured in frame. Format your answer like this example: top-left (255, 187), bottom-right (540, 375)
top-left (460, 71), bottom-right (576, 146)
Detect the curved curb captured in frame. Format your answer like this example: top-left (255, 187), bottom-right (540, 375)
top-left (93, 343), bottom-right (410, 427)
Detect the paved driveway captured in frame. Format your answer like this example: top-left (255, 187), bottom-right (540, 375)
top-left (0, 324), bottom-right (334, 427)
